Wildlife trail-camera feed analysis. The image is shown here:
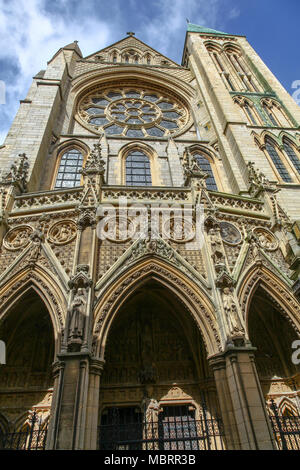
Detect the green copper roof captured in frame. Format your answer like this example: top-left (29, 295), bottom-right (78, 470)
top-left (187, 23), bottom-right (229, 36)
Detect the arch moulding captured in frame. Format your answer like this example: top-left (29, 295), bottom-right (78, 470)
top-left (238, 264), bottom-right (300, 338)
top-left (0, 266), bottom-right (67, 351)
top-left (93, 258), bottom-right (221, 359)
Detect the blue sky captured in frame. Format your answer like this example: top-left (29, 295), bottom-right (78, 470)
top-left (0, 0), bottom-right (299, 145)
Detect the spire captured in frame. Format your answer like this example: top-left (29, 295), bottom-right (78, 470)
top-left (187, 23), bottom-right (229, 36)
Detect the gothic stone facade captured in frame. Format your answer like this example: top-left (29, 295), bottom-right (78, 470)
top-left (0, 25), bottom-right (300, 450)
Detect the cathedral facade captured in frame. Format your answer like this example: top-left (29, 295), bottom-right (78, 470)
top-left (0, 24), bottom-right (300, 450)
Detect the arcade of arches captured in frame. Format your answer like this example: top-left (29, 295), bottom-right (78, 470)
top-left (0, 290), bottom-right (54, 436)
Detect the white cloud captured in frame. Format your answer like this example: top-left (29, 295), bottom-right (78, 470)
top-left (228, 7), bottom-right (240, 20)
top-left (0, 0), bottom-right (235, 145)
top-left (138, 0), bottom-right (223, 60)
top-left (0, 0), bottom-right (112, 144)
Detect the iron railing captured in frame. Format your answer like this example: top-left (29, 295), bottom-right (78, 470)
top-left (268, 399), bottom-right (300, 450)
top-left (98, 403), bottom-right (225, 451)
top-left (0, 412), bottom-right (48, 450)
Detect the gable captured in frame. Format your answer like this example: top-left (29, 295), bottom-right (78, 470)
top-left (84, 35), bottom-right (181, 67)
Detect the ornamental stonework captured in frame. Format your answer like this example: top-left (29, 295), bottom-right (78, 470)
top-left (77, 85), bottom-right (189, 138)
top-left (253, 227), bottom-right (278, 251)
top-left (47, 220), bottom-right (77, 245)
top-left (220, 221), bottom-right (242, 246)
top-left (3, 225), bottom-right (33, 251)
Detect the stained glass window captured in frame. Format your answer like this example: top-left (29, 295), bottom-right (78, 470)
top-left (283, 141), bottom-right (300, 174)
top-left (78, 87), bottom-right (187, 137)
top-left (55, 149), bottom-right (84, 188)
top-left (265, 140), bottom-right (292, 182)
top-left (126, 151), bottom-right (152, 186)
top-left (193, 153), bottom-right (218, 190)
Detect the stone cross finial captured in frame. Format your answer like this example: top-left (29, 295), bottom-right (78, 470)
top-left (126, 32), bottom-right (135, 37)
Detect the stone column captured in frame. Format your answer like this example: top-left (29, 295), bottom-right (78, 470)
top-left (210, 346), bottom-right (275, 450)
top-left (84, 359), bottom-right (105, 450)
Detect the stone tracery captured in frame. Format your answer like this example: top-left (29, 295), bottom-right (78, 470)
top-left (78, 86), bottom-right (188, 137)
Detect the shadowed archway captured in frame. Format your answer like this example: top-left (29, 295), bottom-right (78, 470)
top-left (248, 286), bottom-right (300, 399)
top-left (98, 280), bottom-right (224, 450)
top-left (0, 288), bottom-right (55, 433)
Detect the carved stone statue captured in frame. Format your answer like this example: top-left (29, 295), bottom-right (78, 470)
top-left (68, 288), bottom-right (87, 344)
top-left (209, 228), bottom-right (224, 264)
top-left (222, 287), bottom-right (244, 336)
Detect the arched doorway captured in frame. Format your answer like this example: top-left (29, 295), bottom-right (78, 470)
top-left (248, 285), bottom-right (300, 449)
top-left (98, 280), bottom-right (224, 450)
top-left (248, 286), bottom-right (300, 394)
top-left (0, 288), bottom-right (55, 448)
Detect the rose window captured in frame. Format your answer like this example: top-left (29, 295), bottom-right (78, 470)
top-left (78, 88), bottom-right (188, 137)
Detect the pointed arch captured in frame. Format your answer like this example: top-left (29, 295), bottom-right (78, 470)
top-left (237, 264), bottom-right (300, 338)
top-left (51, 138), bottom-right (90, 190)
top-left (0, 265), bottom-right (67, 351)
top-left (93, 258), bottom-right (221, 359)
top-left (233, 95), bottom-right (261, 126)
top-left (118, 141), bottom-right (161, 186)
top-left (282, 136), bottom-right (300, 175)
top-left (277, 397), bottom-right (298, 417)
top-left (187, 144), bottom-right (220, 191)
top-left (252, 133), bottom-right (294, 183)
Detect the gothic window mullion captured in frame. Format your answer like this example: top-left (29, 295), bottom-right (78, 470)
top-left (265, 141), bottom-right (292, 182)
top-left (125, 151), bottom-right (152, 187)
top-left (193, 153), bottom-right (218, 191)
top-left (54, 149), bottom-right (84, 189)
top-left (283, 142), bottom-right (300, 175)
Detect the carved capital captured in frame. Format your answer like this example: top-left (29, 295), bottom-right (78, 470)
top-left (68, 264), bottom-right (93, 291)
top-left (77, 207), bottom-right (97, 230)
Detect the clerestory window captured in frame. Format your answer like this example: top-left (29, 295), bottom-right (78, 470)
top-left (193, 153), bottom-right (218, 190)
top-left (265, 139), bottom-right (292, 182)
top-left (54, 149), bottom-right (84, 188)
top-left (125, 150), bottom-right (152, 186)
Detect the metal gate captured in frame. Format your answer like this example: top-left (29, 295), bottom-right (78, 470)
top-left (0, 412), bottom-right (48, 450)
top-left (98, 400), bottom-right (225, 450)
top-left (268, 399), bottom-right (300, 450)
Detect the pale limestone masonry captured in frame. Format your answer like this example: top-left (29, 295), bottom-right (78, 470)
top-left (0, 28), bottom-right (300, 451)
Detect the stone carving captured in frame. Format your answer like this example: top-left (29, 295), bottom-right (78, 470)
top-left (47, 220), bottom-right (77, 245)
top-left (215, 266), bottom-right (235, 288)
top-left (3, 225), bottom-right (33, 250)
top-left (102, 216), bottom-right (136, 242)
top-left (67, 265), bottom-right (92, 351)
top-left (129, 234), bottom-right (178, 266)
top-left (13, 188), bottom-right (83, 210)
top-left (222, 287), bottom-right (244, 336)
top-left (27, 226), bottom-right (45, 267)
top-left (81, 141), bottom-right (105, 178)
top-left (2, 153), bottom-right (29, 191)
top-left (103, 188), bottom-right (189, 202)
top-left (247, 161), bottom-right (279, 196)
top-left (68, 287), bottom-right (87, 345)
top-left (209, 192), bottom-right (264, 213)
top-left (163, 216), bottom-right (195, 243)
top-left (253, 227), bottom-right (278, 251)
top-left (208, 227), bottom-right (225, 265)
top-left (220, 222), bottom-right (241, 245)
top-left (143, 397), bottom-right (159, 422)
top-left (68, 264), bottom-right (92, 290)
top-left (182, 149), bottom-right (209, 188)
top-left (77, 208), bottom-right (97, 230)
